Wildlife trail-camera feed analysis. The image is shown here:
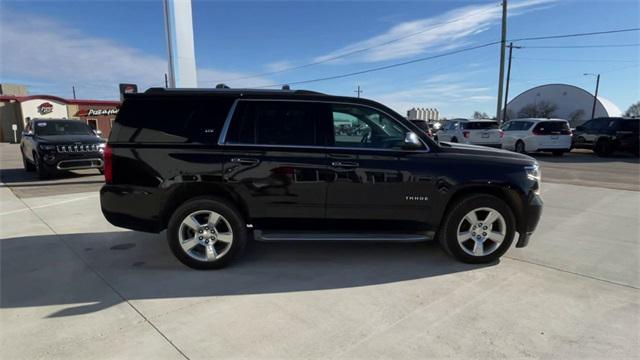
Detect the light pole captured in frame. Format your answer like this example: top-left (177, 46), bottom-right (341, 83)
top-left (584, 73), bottom-right (600, 119)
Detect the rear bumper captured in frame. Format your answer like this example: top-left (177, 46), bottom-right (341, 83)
top-left (516, 193), bottom-right (543, 248)
top-left (100, 185), bottom-right (163, 233)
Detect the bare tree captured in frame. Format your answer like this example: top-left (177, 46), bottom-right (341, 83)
top-left (472, 111), bottom-right (489, 119)
top-left (624, 101), bottom-right (640, 117)
top-left (517, 101), bottom-right (557, 118)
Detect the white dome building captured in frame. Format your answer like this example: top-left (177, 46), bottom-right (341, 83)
top-left (506, 84), bottom-right (622, 127)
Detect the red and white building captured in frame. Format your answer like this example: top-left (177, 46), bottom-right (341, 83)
top-left (0, 95), bottom-right (120, 142)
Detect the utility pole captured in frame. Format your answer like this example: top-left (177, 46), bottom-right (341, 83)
top-left (72, 85), bottom-right (77, 100)
top-left (584, 73), bottom-right (600, 119)
top-left (164, 73), bottom-right (169, 88)
top-left (502, 42), bottom-right (521, 122)
top-left (354, 85), bottom-right (363, 98)
top-left (495, 0), bottom-right (508, 122)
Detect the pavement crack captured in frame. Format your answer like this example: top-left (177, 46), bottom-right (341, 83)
top-left (504, 256), bottom-right (639, 290)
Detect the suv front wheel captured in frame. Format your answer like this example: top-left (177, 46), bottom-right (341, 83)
top-left (167, 198), bottom-right (247, 269)
top-left (438, 194), bottom-right (516, 263)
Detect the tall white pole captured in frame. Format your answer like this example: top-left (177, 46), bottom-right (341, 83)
top-left (163, 0), bottom-right (198, 88)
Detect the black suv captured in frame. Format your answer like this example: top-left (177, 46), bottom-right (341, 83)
top-left (572, 117), bottom-right (639, 157)
top-left (20, 119), bottom-right (106, 179)
top-left (101, 88), bottom-right (543, 269)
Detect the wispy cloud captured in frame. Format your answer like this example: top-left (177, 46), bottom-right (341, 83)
top-left (314, 0), bottom-right (555, 64)
top-left (264, 60), bottom-right (294, 72)
top-left (369, 72), bottom-right (495, 117)
top-left (0, 10), bottom-right (272, 99)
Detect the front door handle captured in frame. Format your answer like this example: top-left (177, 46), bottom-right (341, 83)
top-left (230, 157), bottom-right (260, 165)
top-left (331, 161), bottom-right (359, 168)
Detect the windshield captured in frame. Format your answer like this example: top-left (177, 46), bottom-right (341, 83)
top-left (34, 121), bottom-right (95, 136)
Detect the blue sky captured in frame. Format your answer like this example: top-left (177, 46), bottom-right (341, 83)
top-left (1, 0), bottom-right (638, 118)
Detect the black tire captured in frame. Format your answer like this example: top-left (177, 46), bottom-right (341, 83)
top-left (451, 137), bottom-right (458, 143)
top-left (438, 194), bottom-right (516, 264)
top-left (594, 138), bottom-right (612, 157)
top-left (515, 140), bottom-right (526, 154)
top-left (167, 197), bottom-right (247, 269)
top-left (33, 153), bottom-right (51, 180)
top-left (22, 151), bottom-right (35, 172)
top-left (552, 150), bottom-right (564, 157)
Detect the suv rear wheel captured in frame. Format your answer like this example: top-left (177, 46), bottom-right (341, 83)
top-left (438, 194), bottom-right (516, 263)
top-left (167, 198), bottom-right (247, 269)
top-left (33, 153), bottom-right (51, 179)
top-left (594, 138), bottom-right (613, 157)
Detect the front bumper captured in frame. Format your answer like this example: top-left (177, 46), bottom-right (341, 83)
top-left (515, 193), bottom-right (543, 248)
top-left (41, 151), bottom-right (104, 171)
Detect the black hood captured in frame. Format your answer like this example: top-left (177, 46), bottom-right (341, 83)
top-left (36, 135), bottom-right (105, 144)
top-left (437, 141), bottom-right (536, 165)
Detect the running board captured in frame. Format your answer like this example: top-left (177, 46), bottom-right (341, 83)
top-left (254, 230), bottom-right (434, 242)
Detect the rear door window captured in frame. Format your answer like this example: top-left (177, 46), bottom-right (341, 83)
top-left (225, 100), bottom-right (322, 146)
top-left (113, 97), bottom-right (233, 143)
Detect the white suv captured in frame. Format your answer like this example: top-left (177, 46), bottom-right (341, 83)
top-left (436, 119), bottom-right (503, 148)
top-left (501, 118), bottom-right (572, 156)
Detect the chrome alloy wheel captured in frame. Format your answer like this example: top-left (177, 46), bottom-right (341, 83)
top-left (456, 207), bottom-right (507, 257)
top-left (178, 210), bottom-right (234, 262)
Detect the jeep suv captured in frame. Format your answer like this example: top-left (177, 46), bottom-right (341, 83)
top-left (20, 119), bottom-right (106, 179)
top-left (100, 88), bottom-right (543, 269)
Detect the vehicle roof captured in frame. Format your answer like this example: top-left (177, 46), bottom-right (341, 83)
top-left (126, 87), bottom-right (406, 119)
top-left (31, 118), bottom-right (76, 122)
top-left (467, 119), bottom-right (498, 122)
top-left (510, 118), bottom-right (568, 122)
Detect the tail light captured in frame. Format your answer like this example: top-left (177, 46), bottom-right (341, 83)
top-left (104, 144), bottom-right (113, 183)
top-left (463, 131), bottom-right (470, 138)
top-left (561, 129), bottom-right (572, 135)
top-left (499, 129), bottom-right (504, 138)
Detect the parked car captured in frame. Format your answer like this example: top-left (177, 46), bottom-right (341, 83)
top-left (572, 117), bottom-right (639, 157)
top-left (436, 119), bottom-right (503, 148)
top-left (101, 88), bottom-right (543, 269)
top-left (409, 119), bottom-right (433, 137)
top-left (501, 118), bottom-right (572, 156)
top-left (20, 119), bottom-right (106, 179)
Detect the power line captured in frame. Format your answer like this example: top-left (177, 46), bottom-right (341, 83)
top-left (255, 41), bottom-right (502, 88)
top-left (508, 27), bottom-right (640, 42)
top-left (521, 43), bottom-right (640, 48)
top-left (514, 57), bottom-right (637, 62)
top-left (254, 27), bottom-right (640, 88)
top-left (214, 4), bottom-right (500, 83)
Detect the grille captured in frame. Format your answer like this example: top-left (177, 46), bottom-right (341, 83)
top-left (56, 144), bottom-right (101, 153)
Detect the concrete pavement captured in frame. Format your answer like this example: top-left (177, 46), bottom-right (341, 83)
top-left (1, 179), bottom-right (639, 359)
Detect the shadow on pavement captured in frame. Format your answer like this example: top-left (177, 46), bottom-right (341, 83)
top-left (1, 231), bottom-right (493, 317)
top-left (0, 168), bottom-right (103, 185)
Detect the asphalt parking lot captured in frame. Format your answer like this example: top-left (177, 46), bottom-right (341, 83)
top-left (1, 142), bottom-right (639, 359)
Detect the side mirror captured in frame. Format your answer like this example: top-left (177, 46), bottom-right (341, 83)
top-left (402, 132), bottom-right (423, 150)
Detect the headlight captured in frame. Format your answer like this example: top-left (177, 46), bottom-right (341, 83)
top-left (98, 143), bottom-right (106, 152)
top-left (525, 164), bottom-right (541, 194)
top-left (39, 144), bottom-right (56, 151)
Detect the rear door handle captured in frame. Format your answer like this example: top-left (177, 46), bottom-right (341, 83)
top-left (230, 157), bottom-right (260, 165)
top-left (331, 161), bottom-right (359, 168)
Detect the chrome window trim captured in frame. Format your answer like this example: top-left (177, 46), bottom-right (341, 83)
top-left (216, 98), bottom-right (430, 153)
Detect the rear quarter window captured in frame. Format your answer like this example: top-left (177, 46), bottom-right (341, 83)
top-left (111, 96), bottom-right (234, 143)
top-left (463, 121), bottom-right (499, 130)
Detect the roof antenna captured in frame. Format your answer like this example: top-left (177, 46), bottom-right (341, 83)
top-left (215, 83), bottom-right (230, 89)
top-left (282, 84), bottom-right (290, 90)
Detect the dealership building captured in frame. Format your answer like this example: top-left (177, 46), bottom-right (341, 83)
top-left (0, 84), bottom-right (120, 142)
